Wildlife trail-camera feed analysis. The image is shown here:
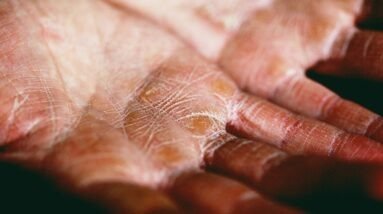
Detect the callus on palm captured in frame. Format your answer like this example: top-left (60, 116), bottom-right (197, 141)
top-left (0, 0), bottom-right (382, 212)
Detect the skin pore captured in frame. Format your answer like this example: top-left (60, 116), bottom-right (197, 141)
top-left (0, 0), bottom-right (382, 213)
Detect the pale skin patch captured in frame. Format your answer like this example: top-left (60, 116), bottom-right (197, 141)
top-left (209, 75), bottom-right (237, 97)
top-left (184, 115), bottom-right (215, 135)
top-left (138, 82), bottom-right (163, 104)
top-left (1, 0), bottom-right (382, 212)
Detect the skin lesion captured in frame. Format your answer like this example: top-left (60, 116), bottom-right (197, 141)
top-left (0, 0), bottom-right (183, 151)
top-left (184, 115), bottom-right (215, 136)
top-left (208, 74), bottom-right (237, 98)
top-left (120, 51), bottom-right (239, 172)
top-left (0, 1), bottom-right (382, 212)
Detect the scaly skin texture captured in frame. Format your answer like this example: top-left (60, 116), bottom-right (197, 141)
top-left (1, 0), bottom-right (226, 184)
top-left (0, 0), bottom-right (382, 212)
top-left (116, 0), bottom-right (383, 140)
top-left (0, 1), bottom-right (297, 212)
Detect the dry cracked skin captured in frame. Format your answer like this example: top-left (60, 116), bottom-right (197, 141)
top-left (0, 0), bottom-right (383, 213)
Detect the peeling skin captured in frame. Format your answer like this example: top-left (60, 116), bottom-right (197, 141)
top-left (227, 94), bottom-right (383, 164)
top-left (0, 0), bottom-right (382, 212)
top-left (112, 0), bottom-right (383, 141)
top-left (0, 0), bottom-right (239, 188)
top-left (185, 115), bottom-right (215, 135)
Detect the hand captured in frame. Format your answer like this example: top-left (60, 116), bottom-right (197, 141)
top-left (0, 0), bottom-right (382, 213)
top-left (117, 0), bottom-right (383, 143)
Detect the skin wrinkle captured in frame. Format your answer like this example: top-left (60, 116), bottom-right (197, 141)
top-left (271, 72), bottom-right (302, 107)
top-left (92, 6), bottom-right (183, 131)
top-left (319, 93), bottom-right (341, 120)
top-left (112, 41), bottom-right (238, 182)
top-left (21, 0), bottom-right (100, 108)
top-left (112, 0), bottom-right (383, 142)
top-left (282, 118), bottom-right (306, 152)
top-left (350, 102), bottom-right (378, 134)
top-left (201, 131), bottom-right (231, 156)
top-left (32, 1), bottom-right (72, 105)
top-left (0, 0), bottom-right (121, 158)
top-left (119, 58), bottom-right (228, 177)
top-left (228, 92), bottom-right (383, 164)
top-left (0, 1), bottom-right (382, 212)
top-left (121, 51), bottom-right (236, 171)
top-left (0, 0), bottom-right (106, 154)
top-left (219, 0), bottom-right (383, 139)
top-left (324, 97), bottom-right (378, 135)
top-left (302, 124), bottom-right (322, 152)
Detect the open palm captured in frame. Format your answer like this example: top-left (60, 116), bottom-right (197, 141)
top-left (0, 0), bottom-right (382, 213)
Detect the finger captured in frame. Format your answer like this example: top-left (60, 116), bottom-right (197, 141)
top-left (271, 75), bottom-right (383, 142)
top-left (169, 171), bottom-right (301, 214)
top-left (227, 93), bottom-right (383, 164)
top-left (314, 31), bottom-right (383, 81)
top-left (82, 182), bottom-right (180, 214)
top-left (216, 4), bottom-right (383, 141)
top-left (207, 139), bottom-right (378, 199)
top-left (357, 0), bottom-right (383, 27)
top-left (205, 139), bottom-right (289, 189)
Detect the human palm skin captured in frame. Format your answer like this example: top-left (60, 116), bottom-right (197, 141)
top-left (117, 0), bottom-right (383, 140)
top-left (0, 0), bottom-right (383, 213)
